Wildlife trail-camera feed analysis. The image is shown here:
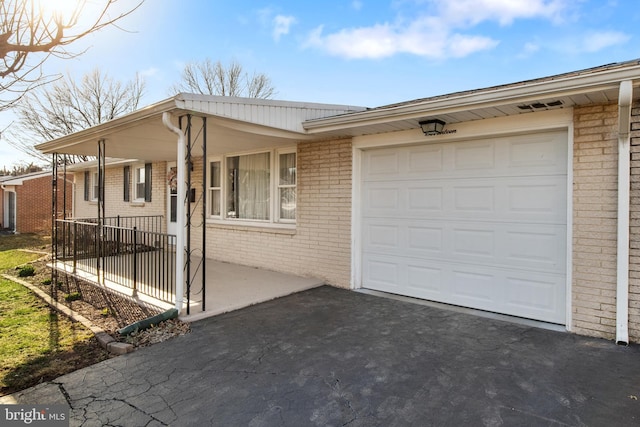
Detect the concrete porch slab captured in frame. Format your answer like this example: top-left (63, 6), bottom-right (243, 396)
top-left (182, 259), bottom-right (324, 322)
top-left (53, 256), bottom-right (324, 322)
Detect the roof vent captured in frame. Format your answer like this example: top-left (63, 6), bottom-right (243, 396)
top-left (517, 100), bottom-right (564, 111)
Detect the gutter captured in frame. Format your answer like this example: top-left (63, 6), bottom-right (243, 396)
top-left (162, 112), bottom-right (186, 313)
top-left (616, 80), bottom-right (633, 345)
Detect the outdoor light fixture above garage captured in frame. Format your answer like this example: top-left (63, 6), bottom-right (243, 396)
top-left (419, 119), bottom-right (446, 135)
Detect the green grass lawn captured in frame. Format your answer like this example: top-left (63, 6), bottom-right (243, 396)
top-left (0, 236), bottom-right (108, 396)
top-left (0, 233), bottom-right (49, 252)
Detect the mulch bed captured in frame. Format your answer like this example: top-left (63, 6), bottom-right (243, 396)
top-left (14, 250), bottom-right (191, 347)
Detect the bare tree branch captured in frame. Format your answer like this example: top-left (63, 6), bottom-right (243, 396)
top-left (7, 68), bottom-right (145, 164)
top-left (170, 58), bottom-right (277, 99)
top-left (0, 0), bottom-right (145, 111)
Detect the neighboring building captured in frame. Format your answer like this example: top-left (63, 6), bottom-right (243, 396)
top-left (37, 59), bottom-right (640, 343)
top-left (0, 171), bottom-right (72, 234)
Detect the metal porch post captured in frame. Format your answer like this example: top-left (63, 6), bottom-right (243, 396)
top-left (185, 115), bottom-right (192, 315)
top-left (97, 139), bottom-right (106, 284)
top-left (201, 116), bottom-right (207, 311)
top-left (51, 153), bottom-right (58, 298)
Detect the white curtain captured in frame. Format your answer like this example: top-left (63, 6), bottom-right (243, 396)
top-left (239, 152), bottom-right (270, 220)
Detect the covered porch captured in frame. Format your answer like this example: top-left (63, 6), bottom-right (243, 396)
top-left (52, 252), bottom-right (322, 321)
top-left (40, 94), bottom-right (357, 318)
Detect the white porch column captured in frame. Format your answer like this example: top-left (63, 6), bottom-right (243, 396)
top-left (162, 112), bottom-right (186, 313)
top-left (616, 80), bottom-right (633, 345)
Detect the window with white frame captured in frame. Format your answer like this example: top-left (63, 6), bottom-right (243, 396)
top-left (134, 165), bottom-right (146, 201)
top-left (91, 171), bottom-right (99, 201)
top-left (278, 152), bottom-right (296, 221)
top-left (208, 160), bottom-right (221, 216)
top-left (207, 149), bottom-right (296, 224)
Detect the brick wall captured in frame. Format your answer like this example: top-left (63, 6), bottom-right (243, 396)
top-left (572, 103), bottom-right (619, 340)
top-left (196, 139), bottom-right (353, 287)
top-left (73, 162), bottom-right (166, 227)
top-left (628, 100), bottom-right (640, 343)
top-left (15, 174), bottom-right (73, 234)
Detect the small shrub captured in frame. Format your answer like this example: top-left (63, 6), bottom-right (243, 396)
top-left (41, 278), bottom-right (52, 286)
top-left (17, 265), bottom-right (35, 277)
top-left (100, 308), bottom-right (111, 317)
top-left (64, 292), bottom-right (81, 302)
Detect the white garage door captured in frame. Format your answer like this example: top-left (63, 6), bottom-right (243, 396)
top-left (361, 131), bottom-right (567, 324)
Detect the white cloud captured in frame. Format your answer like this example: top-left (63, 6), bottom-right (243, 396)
top-left (272, 15), bottom-right (296, 41)
top-left (304, 0), bottom-right (570, 59)
top-left (139, 67), bottom-right (159, 78)
top-left (580, 30), bottom-right (630, 52)
top-left (435, 0), bottom-right (569, 26)
top-left (516, 42), bottom-right (541, 59)
top-left (305, 17), bottom-right (498, 60)
top-left (549, 30), bottom-right (631, 55)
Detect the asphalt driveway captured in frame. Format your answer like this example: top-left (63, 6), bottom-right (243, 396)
top-left (3, 286), bottom-right (640, 426)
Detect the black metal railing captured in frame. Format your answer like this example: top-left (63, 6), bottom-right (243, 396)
top-left (73, 215), bottom-right (164, 234)
top-left (55, 217), bottom-right (176, 305)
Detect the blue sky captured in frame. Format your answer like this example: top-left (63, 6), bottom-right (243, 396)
top-left (1, 0), bottom-right (640, 168)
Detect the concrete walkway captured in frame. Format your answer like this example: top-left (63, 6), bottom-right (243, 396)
top-left (3, 286), bottom-right (640, 426)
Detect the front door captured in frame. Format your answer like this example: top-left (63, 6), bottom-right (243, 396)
top-left (167, 162), bottom-right (177, 236)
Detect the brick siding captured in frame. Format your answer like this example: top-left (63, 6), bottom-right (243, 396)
top-left (73, 162), bottom-right (166, 227)
top-left (195, 139), bottom-right (353, 287)
top-left (572, 103), bottom-right (620, 340)
top-left (13, 174), bottom-right (73, 234)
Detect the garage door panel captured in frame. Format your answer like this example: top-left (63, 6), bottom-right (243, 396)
top-left (366, 257), bottom-right (403, 290)
top-left (452, 228), bottom-right (494, 257)
top-left (361, 130), bottom-right (568, 324)
top-left (454, 142), bottom-right (495, 170)
top-left (505, 276), bottom-right (564, 324)
top-left (366, 151), bottom-right (401, 176)
top-left (364, 255), bottom-right (565, 323)
top-left (407, 225), bottom-right (443, 252)
top-left (364, 177), bottom-right (566, 223)
top-left (407, 186), bottom-right (443, 211)
top-left (364, 219), bottom-right (565, 273)
top-left (451, 269), bottom-right (495, 302)
top-left (408, 146), bottom-right (444, 173)
top-left (407, 265), bottom-right (443, 294)
top-left (453, 185), bottom-right (495, 212)
top-left (506, 180), bottom-right (567, 216)
top-left (368, 224), bottom-right (401, 248)
top-left (505, 229), bottom-right (566, 268)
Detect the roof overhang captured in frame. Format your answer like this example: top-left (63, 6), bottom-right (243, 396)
top-left (36, 95), bottom-right (365, 161)
top-left (35, 60), bottom-right (640, 161)
top-left (303, 60), bottom-right (640, 138)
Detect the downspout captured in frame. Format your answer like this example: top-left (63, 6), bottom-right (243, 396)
top-left (616, 80), bottom-right (633, 345)
top-left (162, 112), bottom-right (186, 313)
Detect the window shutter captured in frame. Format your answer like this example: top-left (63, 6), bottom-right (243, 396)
top-left (123, 166), bottom-right (130, 202)
top-left (83, 171), bottom-right (89, 201)
top-left (144, 163), bottom-right (152, 202)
